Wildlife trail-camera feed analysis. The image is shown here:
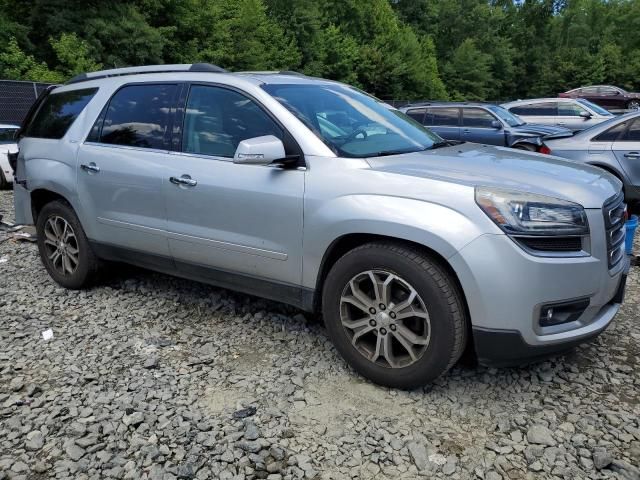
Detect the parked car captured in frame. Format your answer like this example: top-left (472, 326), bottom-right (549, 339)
top-left (502, 98), bottom-right (613, 132)
top-left (13, 64), bottom-right (628, 388)
top-left (559, 85), bottom-right (640, 111)
top-left (0, 123), bottom-right (19, 189)
top-left (543, 111), bottom-right (640, 205)
top-left (400, 102), bottom-right (572, 151)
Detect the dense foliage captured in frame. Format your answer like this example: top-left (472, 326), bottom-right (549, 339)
top-left (1, 0), bottom-right (638, 101)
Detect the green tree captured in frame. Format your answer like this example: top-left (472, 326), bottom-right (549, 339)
top-left (0, 38), bottom-right (63, 82)
top-left (50, 33), bottom-right (102, 77)
top-left (443, 39), bottom-right (492, 100)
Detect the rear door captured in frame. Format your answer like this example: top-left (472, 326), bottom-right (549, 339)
top-left (77, 83), bottom-right (177, 257)
top-left (461, 108), bottom-right (503, 145)
top-left (598, 87), bottom-right (625, 109)
top-left (611, 118), bottom-right (640, 186)
top-left (424, 107), bottom-right (460, 140)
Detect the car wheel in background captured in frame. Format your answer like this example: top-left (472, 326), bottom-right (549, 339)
top-left (322, 242), bottom-right (468, 389)
top-left (627, 100), bottom-right (640, 111)
top-left (36, 200), bottom-right (100, 289)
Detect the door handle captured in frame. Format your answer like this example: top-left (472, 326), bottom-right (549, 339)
top-left (170, 175), bottom-right (197, 187)
top-left (80, 162), bottom-right (100, 173)
top-left (623, 152), bottom-right (640, 159)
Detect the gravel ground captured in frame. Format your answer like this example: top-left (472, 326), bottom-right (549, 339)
top-left (1, 189), bottom-right (639, 480)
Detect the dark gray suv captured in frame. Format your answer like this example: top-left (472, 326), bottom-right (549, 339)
top-left (400, 102), bottom-right (572, 151)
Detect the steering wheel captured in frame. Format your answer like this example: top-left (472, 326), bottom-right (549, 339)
top-left (342, 128), bottom-right (368, 143)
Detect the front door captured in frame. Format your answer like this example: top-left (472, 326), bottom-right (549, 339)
top-left (461, 108), bottom-right (503, 145)
top-left (77, 83), bottom-right (178, 257)
top-left (164, 84), bottom-right (305, 286)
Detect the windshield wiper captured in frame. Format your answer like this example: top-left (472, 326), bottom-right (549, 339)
top-left (430, 140), bottom-right (465, 149)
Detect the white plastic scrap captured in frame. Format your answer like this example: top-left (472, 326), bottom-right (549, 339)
top-left (41, 329), bottom-right (54, 341)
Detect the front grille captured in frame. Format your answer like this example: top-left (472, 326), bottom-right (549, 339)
top-left (518, 236), bottom-right (583, 252)
top-left (603, 191), bottom-right (626, 269)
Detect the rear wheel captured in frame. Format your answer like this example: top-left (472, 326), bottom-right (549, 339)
top-left (36, 200), bottom-right (100, 289)
top-left (322, 242), bottom-right (467, 388)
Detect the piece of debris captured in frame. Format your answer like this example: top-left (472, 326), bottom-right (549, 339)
top-left (41, 329), bottom-right (54, 341)
top-left (143, 356), bottom-right (159, 369)
top-left (0, 255), bottom-right (8, 264)
top-left (232, 406), bottom-right (257, 419)
top-left (12, 231), bottom-right (37, 242)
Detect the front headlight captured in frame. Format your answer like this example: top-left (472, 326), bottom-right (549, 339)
top-left (475, 187), bottom-right (589, 236)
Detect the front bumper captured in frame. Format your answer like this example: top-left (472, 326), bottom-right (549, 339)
top-left (449, 207), bottom-right (628, 366)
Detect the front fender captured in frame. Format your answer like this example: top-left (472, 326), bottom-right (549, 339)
top-left (302, 194), bottom-right (489, 288)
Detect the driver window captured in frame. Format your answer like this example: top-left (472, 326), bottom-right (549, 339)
top-left (462, 108), bottom-right (496, 128)
top-left (558, 103), bottom-right (588, 117)
top-left (182, 85), bottom-right (283, 158)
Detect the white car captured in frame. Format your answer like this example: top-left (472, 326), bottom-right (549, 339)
top-left (0, 124), bottom-right (19, 188)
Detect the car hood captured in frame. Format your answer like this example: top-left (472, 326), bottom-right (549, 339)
top-left (510, 123), bottom-right (573, 137)
top-left (366, 143), bottom-right (619, 209)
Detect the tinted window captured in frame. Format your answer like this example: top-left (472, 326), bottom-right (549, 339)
top-left (581, 87), bottom-right (599, 95)
top-left (99, 84), bottom-right (176, 149)
top-left (462, 108), bottom-right (496, 128)
top-left (577, 99), bottom-right (612, 116)
top-left (182, 85), bottom-right (283, 158)
top-left (509, 103), bottom-right (556, 116)
top-left (0, 128), bottom-right (18, 143)
top-left (24, 88), bottom-right (97, 139)
top-left (558, 102), bottom-right (588, 117)
top-left (618, 119), bottom-right (640, 142)
top-left (405, 108), bottom-right (426, 123)
top-left (599, 87), bottom-right (620, 96)
top-left (593, 122), bottom-right (627, 142)
top-left (425, 108), bottom-right (459, 126)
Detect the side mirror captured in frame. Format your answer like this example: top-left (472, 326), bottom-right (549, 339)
top-left (491, 120), bottom-right (502, 129)
top-left (233, 135), bottom-right (286, 166)
top-left (579, 111), bottom-right (592, 119)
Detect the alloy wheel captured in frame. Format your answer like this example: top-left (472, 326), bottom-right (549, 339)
top-left (43, 216), bottom-right (80, 276)
top-left (628, 100), bottom-right (640, 111)
top-left (339, 270), bottom-right (431, 369)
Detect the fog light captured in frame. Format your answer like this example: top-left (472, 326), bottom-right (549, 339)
top-left (539, 298), bottom-right (590, 327)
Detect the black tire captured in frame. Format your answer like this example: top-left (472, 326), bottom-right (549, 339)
top-left (322, 242), bottom-right (468, 389)
top-left (0, 170), bottom-right (8, 190)
top-left (513, 144), bottom-right (535, 152)
top-left (36, 200), bottom-right (100, 289)
top-left (627, 100), bottom-right (640, 111)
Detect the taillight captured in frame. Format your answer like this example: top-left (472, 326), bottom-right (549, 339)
top-left (538, 145), bottom-right (551, 155)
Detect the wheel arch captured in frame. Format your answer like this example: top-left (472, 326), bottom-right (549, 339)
top-left (30, 188), bottom-right (73, 224)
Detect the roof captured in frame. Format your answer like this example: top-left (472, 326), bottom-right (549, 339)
top-left (64, 63), bottom-right (332, 87)
top-left (502, 97), bottom-right (583, 106)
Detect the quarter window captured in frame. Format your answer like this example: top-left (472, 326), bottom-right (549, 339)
top-left (99, 84), bottom-right (177, 150)
top-left (593, 122), bottom-right (627, 142)
top-left (425, 108), bottom-right (459, 126)
top-left (24, 88), bottom-right (98, 139)
top-left (182, 85), bottom-right (283, 158)
top-left (462, 108), bottom-right (496, 128)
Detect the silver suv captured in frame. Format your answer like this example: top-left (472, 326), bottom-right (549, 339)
top-left (12, 64), bottom-right (629, 388)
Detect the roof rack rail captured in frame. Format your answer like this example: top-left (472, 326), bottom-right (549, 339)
top-left (236, 70), bottom-right (307, 77)
top-left (66, 63), bottom-right (228, 85)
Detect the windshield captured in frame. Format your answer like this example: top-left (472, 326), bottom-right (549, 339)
top-left (577, 99), bottom-right (612, 116)
top-left (261, 83), bottom-right (442, 158)
top-left (488, 105), bottom-right (524, 127)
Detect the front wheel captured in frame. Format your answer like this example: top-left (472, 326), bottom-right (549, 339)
top-left (322, 242), bottom-right (468, 388)
top-left (627, 100), bottom-right (640, 111)
top-left (36, 200), bottom-right (100, 289)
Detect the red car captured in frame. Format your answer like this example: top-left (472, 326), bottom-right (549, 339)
top-left (559, 85), bottom-right (640, 111)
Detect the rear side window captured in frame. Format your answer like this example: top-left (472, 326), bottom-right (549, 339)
top-left (462, 108), bottom-right (496, 128)
top-left (425, 108), bottom-right (459, 126)
top-left (23, 88), bottom-right (97, 139)
top-left (509, 103), bottom-right (556, 116)
top-left (405, 108), bottom-right (426, 123)
top-left (98, 84), bottom-right (177, 150)
top-left (617, 119), bottom-right (640, 142)
top-left (593, 122), bottom-right (627, 142)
